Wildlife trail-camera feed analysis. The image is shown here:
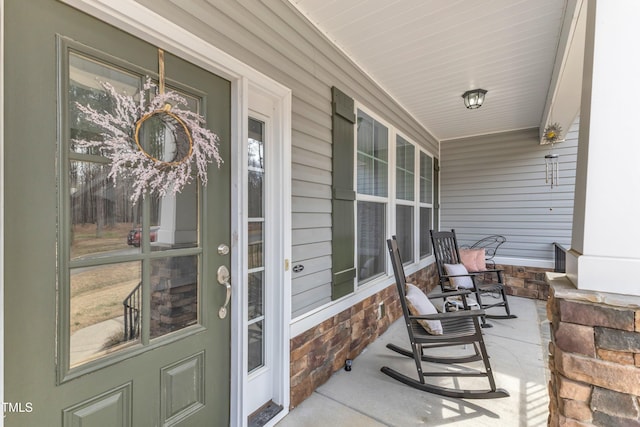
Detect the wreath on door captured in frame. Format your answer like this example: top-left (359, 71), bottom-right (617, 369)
top-left (73, 50), bottom-right (222, 202)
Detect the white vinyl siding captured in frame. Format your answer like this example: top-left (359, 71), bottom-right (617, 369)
top-left (134, 0), bottom-right (438, 317)
top-left (440, 119), bottom-right (579, 262)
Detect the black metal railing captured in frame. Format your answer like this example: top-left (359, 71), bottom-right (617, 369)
top-left (553, 242), bottom-right (567, 273)
top-left (123, 282), bottom-right (142, 341)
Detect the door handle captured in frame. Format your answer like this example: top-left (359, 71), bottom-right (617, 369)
top-left (217, 265), bottom-right (231, 319)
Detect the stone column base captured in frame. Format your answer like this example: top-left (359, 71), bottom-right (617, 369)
top-left (546, 273), bottom-right (640, 426)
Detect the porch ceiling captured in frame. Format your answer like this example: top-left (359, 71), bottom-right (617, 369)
top-left (288, 0), bottom-right (570, 142)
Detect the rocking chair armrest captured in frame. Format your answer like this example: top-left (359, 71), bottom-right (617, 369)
top-left (442, 272), bottom-right (479, 279)
top-left (427, 289), bottom-right (472, 300)
top-left (476, 268), bottom-right (504, 274)
top-left (409, 309), bottom-right (486, 321)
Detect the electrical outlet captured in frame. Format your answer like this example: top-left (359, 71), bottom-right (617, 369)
top-left (377, 302), bottom-right (385, 320)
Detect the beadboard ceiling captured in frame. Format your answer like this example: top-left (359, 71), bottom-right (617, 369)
top-left (288, 0), bottom-right (570, 141)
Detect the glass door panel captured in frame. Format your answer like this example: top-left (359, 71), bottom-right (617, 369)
top-left (65, 48), bottom-right (204, 372)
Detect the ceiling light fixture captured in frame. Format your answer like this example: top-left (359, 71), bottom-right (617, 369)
top-left (461, 89), bottom-right (487, 109)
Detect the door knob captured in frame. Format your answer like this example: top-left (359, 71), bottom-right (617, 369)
top-left (217, 265), bottom-right (231, 319)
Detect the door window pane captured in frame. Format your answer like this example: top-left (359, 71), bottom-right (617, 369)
top-left (249, 119), bottom-right (265, 219)
top-left (396, 205), bottom-right (414, 264)
top-left (248, 321), bottom-right (264, 373)
top-left (396, 136), bottom-right (414, 201)
top-left (248, 272), bottom-right (264, 320)
top-left (149, 181), bottom-right (199, 251)
top-left (69, 52), bottom-right (141, 155)
top-left (70, 261), bottom-right (141, 367)
top-left (69, 161), bottom-right (139, 260)
top-left (150, 255), bottom-right (199, 339)
top-left (248, 171), bottom-right (264, 219)
top-left (248, 222), bottom-right (264, 270)
top-left (357, 201), bottom-right (386, 284)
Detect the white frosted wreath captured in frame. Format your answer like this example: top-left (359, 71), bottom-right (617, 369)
top-left (74, 78), bottom-right (222, 202)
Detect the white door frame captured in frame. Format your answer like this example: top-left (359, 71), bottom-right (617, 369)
top-left (1, 1), bottom-right (292, 426)
top-left (240, 85), bottom-right (292, 423)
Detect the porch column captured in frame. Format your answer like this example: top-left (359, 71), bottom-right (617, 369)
top-left (157, 191), bottom-right (198, 247)
top-left (567, 0), bottom-right (640, 296)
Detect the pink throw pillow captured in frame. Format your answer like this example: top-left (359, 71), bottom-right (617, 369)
top-left (459, 248), bottom-right (486, 272)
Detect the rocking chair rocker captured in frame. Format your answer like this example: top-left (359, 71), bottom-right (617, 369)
top-left (430, 229), bottom-right (516, 326)
top-left (380, 236), bottom-right (509, 399)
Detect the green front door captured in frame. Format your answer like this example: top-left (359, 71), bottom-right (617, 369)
top-left (4, 0), bottom-right (231, 425)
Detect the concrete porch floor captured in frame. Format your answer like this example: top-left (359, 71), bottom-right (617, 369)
top-left (277, 296), bottom-right (550, 427)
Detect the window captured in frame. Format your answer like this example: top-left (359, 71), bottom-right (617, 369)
top-left (355, 107), bottom-right (435, 286)
top-left (396, 135), bottom-right (415, 263)
top-left (357, 111), bottom-right (388, 197)
top-left (356, 110), bottom-right (388, 284)
top-left (419, 152), bottom-right (434, 258)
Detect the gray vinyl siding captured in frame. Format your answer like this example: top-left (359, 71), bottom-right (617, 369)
top-left (440, 119), bottom-right (579, 262)
top-left (134, 0), bottom-right (438, 317)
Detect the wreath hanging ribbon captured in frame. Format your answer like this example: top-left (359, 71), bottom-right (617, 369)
top-left (73, 49), bottom-right (222, 202)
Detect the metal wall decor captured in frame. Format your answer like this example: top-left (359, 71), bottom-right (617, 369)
top-left (545, 153), bottom-right (559, 189)
top-left (542, 122), bottom-right (563, 190)
top-left (542, 122), bottom-right (562, 145)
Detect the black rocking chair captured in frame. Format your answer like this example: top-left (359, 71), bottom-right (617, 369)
top-left (430, 229), bottom-right (516, 327)
top-left (380, 236), bottom-right (509, 399)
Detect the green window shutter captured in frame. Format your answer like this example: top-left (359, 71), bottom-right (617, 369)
top-left (331, 87), bottom-right (356, 300)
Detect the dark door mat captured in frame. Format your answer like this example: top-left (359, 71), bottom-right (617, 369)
top-left (248, 400), bottom-right (284, 427)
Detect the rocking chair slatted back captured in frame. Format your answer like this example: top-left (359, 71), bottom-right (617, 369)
top-left (430, 230), bottom-right (463, 291)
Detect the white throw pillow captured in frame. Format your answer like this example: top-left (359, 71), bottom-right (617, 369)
top-left (443, 263), bottom-right (475, 289)
top-left (404, 283), bottom-right (443, 335)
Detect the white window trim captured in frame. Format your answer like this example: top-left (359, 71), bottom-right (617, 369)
top-left (355, 107), bottom-right (392, 288)
top-left (394, 131), bottom-right (418, 264)
top-left (418, 148), bottom-right (435, 260)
